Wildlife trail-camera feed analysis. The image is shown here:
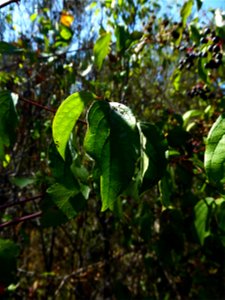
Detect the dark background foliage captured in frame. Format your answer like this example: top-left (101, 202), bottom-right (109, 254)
top-left (1, 0), bottom-right (225, 299)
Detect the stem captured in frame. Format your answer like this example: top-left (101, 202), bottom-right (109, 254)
top-left (0, 211), bottom-right (42, 229)
top-left (19, 95), bottom-right (56, 113)
top-left (18, 95), bottom-right (87, 124)
top-left (0, 0), bottom-right (20, 9)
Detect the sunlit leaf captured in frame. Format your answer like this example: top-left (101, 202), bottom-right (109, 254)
top-left (84, 101), bottom-right (140, 211)
top-left (0, 91), bottom-right (18, 162)
top-left (52, 91), bottom-right (97, 160)
top-left (171, 70), bottom-right (181, 91)
top-left (182, 109), bottom-right (202, 129)
top-left (94, 32), bottom-right (111, 70)
top-left (204, 113), bottom-right (225, 190)
top-left (180, 0), bottom-right (193, 26)
top-left (30, 13), bottom-right (38, 22)
top-left (60, 26), bottom-right (73, 40)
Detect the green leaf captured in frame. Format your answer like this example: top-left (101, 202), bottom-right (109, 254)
top-left (171, 70), bottom-right (181, 92)
top-left (0, 239), bottom-right (19, 285)
top-left (115, 25), bottom-right (131, 53)
top-left (0, 91), bottom-right (18, 162)
top-left (30, 13), bottom-right (38, 22)
top-left (198, 58), bottom-right (209, 83)
top-left (182, 109), bottom-right (202, 129)
top-left (41, 195), bottom-right (69, 227)
top-left (180, 0), bottom-right (193, 26)
top-left (52, 91), bottom-right (96, 160)
top-left (215, 200), bottom-right (225, 232)
top-left (194, 198), bottom-right (214, 245)
top-left (190, 24), bottom-right (201, 43)
top-left (9, 177), bottom-right (35, 188)
top-left (204, 113), bottom-right (225, 190)
top-left (84, 101), bottom-right (140, 211)
top-left (60, 26), bottom-right (73, 40)
top-left (138, 122), bottom-right (167, 194)
top-left (94, 32), bottom-right (111, 70)
top-left (0, 41), bottom-right (22, 54)
top-left (196, 0), bottom-right (203, 10)
top-left (47, 183), bottom-right (85, 219)
top-left (159, 172), bottom-right (172, 207)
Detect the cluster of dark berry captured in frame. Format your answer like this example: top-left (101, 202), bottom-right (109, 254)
top-left (178, 49), bottom-right (197, 70)
top-left (178, 27), bottom-right (223, 70)
top-left (187, 84), bottom-right (213, 100)
top-left (202, 29), bottom-right (223, 69)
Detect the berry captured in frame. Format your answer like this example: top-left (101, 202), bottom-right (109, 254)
top-left (201, 93), bottom-right (208, 100)
top-left (203, 27), bottom-right (211, 35)
top-left (215, 52), bottom-right (223, 61)
top-left (207, 44), bottom-right (214, 52)
top-left (172, 30), bottom-right (180, 39)
top-left (212, 36), bottom-right (220, 43)
top-left (214, 59), bottom-right (221, 67)
top-left (200, 51), bottom-right (208, 58)
top-left (200, 37), bottom-right (208, 44)
top-left (179, 45), bottom-right (186, 51)
top-left (205, 59), bottom-right (220, 69)
top-left (212, 44), bottom-right (220, 53)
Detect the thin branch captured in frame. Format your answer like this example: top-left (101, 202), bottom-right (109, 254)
top-left (19, 95), bottom-right (56, 113)
top-left (0, 194), bottom-right (42, 211)
top-left (0, 211), bottom-right (42, 229)
top-left (0, 0), bottom-right (20, 9)
top-left (18, 95), bottom-right (87, 124)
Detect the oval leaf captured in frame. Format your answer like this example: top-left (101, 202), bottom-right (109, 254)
top-left (194, 198), bottom-right (213, 245)
top-left (52, 91), bottom-right (96, 160)
top-left (0, 91), bottom-right (18, 162)
top-left (180, 0), bottom-right (193, 26)
top-left (204, 113), bottom-right (225, 190)
top-left (84, 101), bottom-right (140, 211)
top-left (94, 32), bottom-right (111, 70)
top-left (138, 122), bottom-right (167, 194)
top-left (47, 183), bottom-right (86, 220)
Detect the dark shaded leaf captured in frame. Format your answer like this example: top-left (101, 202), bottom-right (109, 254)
top-left (0, 239), bottom-right (19, 285)
top-left (84, 101), bottom-right (140, 211)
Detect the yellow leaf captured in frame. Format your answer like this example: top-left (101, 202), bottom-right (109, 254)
top-left (60, 11), bottom-right (74, 27)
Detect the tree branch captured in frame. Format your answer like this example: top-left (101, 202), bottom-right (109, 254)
top-left (19, 95), bottom-right (56, 113)
top-left (0, 211), bottom-right (42, 229)
top-left (0, 0), bottom-right (20, 9)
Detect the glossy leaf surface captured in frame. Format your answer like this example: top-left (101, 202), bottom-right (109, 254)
top-left (0, 91), bottom-right (18, 162)
top-left (52, 91), bottom-right (96, 160)
top-left (204, 113), bottom-right (225, 190)
top-left (84, 101), bottom-right (140, 211)
top-left (180, 0), bottom-right (193, 26)
top-left (94, 32), bottom-right (111, 70)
